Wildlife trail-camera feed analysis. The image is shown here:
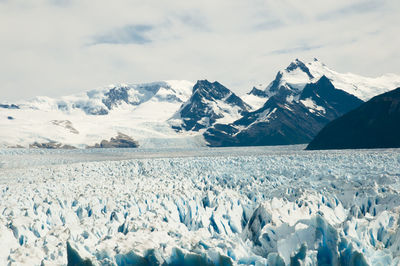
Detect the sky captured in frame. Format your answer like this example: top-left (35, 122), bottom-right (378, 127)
top-left (0, 0), bottom-right (399, 101)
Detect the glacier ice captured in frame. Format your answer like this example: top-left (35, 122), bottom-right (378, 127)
top-left (0, 146), bottom-right (400, 265)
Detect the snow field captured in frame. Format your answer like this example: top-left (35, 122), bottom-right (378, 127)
top-left (0, 148), bottom-right (400, 265)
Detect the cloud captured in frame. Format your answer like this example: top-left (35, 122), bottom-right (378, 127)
top-left (0, 0), bottom-right (399, 101)
top-left (176, 12), bottom-right (209, 31)
top-left (269, 44), bottom-right (323, 55)
top-left (252, 19), bottom-right (285, 31)
top-left (317, 0), bottom-right (383, 21)
top-left (48, 0), bottom-right (73, 7)
top-left (93, 24), bottom-right (153, 45)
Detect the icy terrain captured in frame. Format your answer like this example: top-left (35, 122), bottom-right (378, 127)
top-left (1, 147), bottom-right (400, 265)
top-left (0, 80), bottom-right (202, 149)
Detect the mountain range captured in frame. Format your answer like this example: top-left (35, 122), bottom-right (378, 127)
top-left (1, 59), bottom-right (399, 148)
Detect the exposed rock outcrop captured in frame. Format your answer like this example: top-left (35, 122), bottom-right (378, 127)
top-left (89, 133), bottom-right (139, 148)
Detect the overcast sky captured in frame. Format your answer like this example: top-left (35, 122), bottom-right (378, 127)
top-left (0, 0), bottom-right (399, 101)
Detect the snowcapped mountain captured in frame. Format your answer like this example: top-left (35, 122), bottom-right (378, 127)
top-left (242, 58), bottom-right (400, 110)
top-left (169, 80), bottom-right (251, 132)
top-left (205, 76), bottom-right (363, 146)
top-left (0, 80), bottom-right (206, 148)
top-left (1, 58), bottom-right (399, 148)
top-left (20, 81), bottom-right (193, 115)
top-left (205, 59), bottom-right (400, 147)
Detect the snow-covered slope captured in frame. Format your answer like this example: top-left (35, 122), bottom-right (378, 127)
top-left (0, 80), bottom-right (206, 148)
top-left (308, 59), bottom-right (400, 101)
top-left (1, 147), bottom-right (400, 265)
top-left (243, 58), bottom-right (400, 110)
top-left (0, 79), bottom-right (250, 148)
top-left (241, 87), bottom-right (269, 111)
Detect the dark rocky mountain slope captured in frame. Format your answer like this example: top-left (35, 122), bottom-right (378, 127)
top-left (306, 87), bottom-right (400, 150)
top-left (171, 80), bottom-right (251, 131)
top-left (205, 76), bottom-right (363, 146)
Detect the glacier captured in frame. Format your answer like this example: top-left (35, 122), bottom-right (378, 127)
top-left (1, 146), bottom-right (400, 265)
top-left (0, 80), bottom-right (199, 149)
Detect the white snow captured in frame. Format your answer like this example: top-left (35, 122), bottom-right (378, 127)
top-left (257, 108), bottom-right (277, 123)
top-left (250, 59), bottom-right (400, 106)
top-left (277, 68), bottom-right (311, 92)
top-left (1, 146), bottom-right (400, 265)
top-left (300, 98), bottom-right (326, 114)
top-left (307, 60), bottom-right (400, 101)
top-left (0, 80), bottom-right (199, 148)
top-left (213, 97), bottom-right (245, 125)
top-left (241, 94), bottom-right (268, 110)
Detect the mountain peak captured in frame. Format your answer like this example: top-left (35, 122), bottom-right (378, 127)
top-left (193, 79), bottom-right (221, 89)
top-left (316, 75), bottom-right (331, 85)
top-left (285, 59), bottom-right (314, 79)
top-left (194, 79), bottom-right (211, 87)
top-left (308, 57), bottom-right (326, 68)
top-left (192, 80), bottom-right (232, 100)
top-left (173, 80), bottom-right (250, 131)
top-left (248, 87), bottom-right (268, 97)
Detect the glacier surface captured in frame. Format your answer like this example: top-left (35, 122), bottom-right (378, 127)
top-left (0, 146), bottom-right (400, 265)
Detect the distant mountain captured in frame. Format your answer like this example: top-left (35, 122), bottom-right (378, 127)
top-left (169, 80), bottom-right (251, 131)
top-left (30, 81), bottom-right (192, 115)
top-left (0, 80), bottom-right (198, 149)
top-left (204, 59), bottom-right (400, 147)
top-left (242, 58), bottom-right (400, 110)
top-left (306, 87), bottom-right (400, 150)
top-left (205, 76), bottom-right (363, 146)
top-left (0, 104), bottom-right (19, 109)
top-left (1, 58), bottom-right (399, 149)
